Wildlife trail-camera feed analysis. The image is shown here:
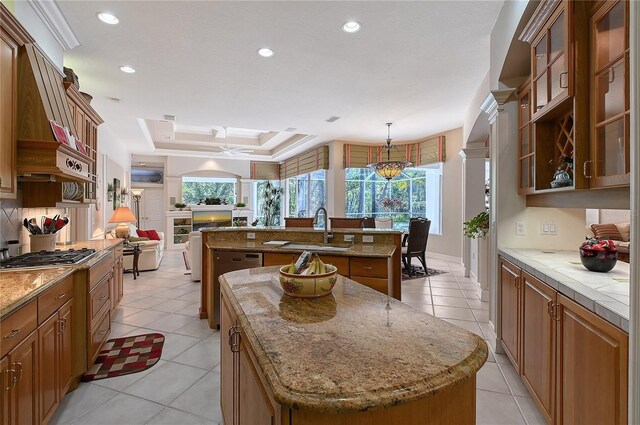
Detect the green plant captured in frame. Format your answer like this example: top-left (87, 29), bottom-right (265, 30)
top-left (174, 202), bottom-right (186, 209)
top-left (260, 181), bottom-right (283, 226)
top-left (235, 202), bottom-right (246, 208)
top-left (463, 211), bottom-right (489, 239)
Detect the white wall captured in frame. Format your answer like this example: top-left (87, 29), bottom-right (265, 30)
top-left (462, 71), bottom-right (490, 147)
top-left (489, 0), bottom-right (529, 90)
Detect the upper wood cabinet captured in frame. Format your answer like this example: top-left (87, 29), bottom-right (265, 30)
top-left (531, 1), bottom-right (573, 121)
top-left (589, 0), bottom-right (630, 188)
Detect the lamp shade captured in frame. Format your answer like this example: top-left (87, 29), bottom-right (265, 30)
top-left (131, 188), bottom-right (144, 196)
top-left (108, 207), bottom-right (136, 224)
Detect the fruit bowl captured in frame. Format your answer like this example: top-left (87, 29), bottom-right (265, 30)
top-left (278, 264), bottom-right (338, 298)
top-left (579, 247), bottom-right (618, 273)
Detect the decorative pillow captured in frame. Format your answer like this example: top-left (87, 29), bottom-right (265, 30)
top-left (137, 229), bottom-right (161, 241)
top-left (128, 236), bottom-right (150, 242)
top-left (615, 223), bottom-right (630, 242)
top-left (590, 224), bottom-right (623, 241)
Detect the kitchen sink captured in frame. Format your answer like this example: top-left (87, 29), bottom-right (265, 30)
top-left (283, 243), bottom-right (352, 252)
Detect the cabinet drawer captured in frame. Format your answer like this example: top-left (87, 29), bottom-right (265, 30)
top-left (350, 276), bottom-right (389, 295)
top-left (89, 274), bottom-right (111, 328)
top-left (320, 255), bottom-right (349, 276)
top-left (89, 253), bottom-right (114, 291)
top-left (89, 309), bottom-right (110, 364)
top-left (349, 257), bottom-right (388, 278)
top-left (38, 275), bottom-right (74, 324)
top-left (0, 299), bottom-right (37, 358)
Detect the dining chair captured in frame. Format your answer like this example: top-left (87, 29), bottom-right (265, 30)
top-left (330, 217), bottom-right (364, 229)
top-left (362, 217), bottom-right (376, 228)
top-left (401, 218), bottom-right (431, 277)
top-left (284, 217), bottom-right (315, 228)
top-left (374, 217), bottom-right (393, 229)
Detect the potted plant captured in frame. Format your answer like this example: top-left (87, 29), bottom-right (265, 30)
top-left (174, 202), bottom-right (187, 211)
top-left (463, 211), bottom-right (489, 239)
top-left (120, 187), bottom-right (128, 203)
top-left (235, 202), bottom-right (247, 209)
top-left (260, 181), bottom-right (283, 226)
top-left (107, 183), bottom-right (114, 202)
top-left (579, 238), bottom-right (618, 272)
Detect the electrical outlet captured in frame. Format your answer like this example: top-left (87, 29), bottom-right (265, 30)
top-left (343, 234), bottom-right (355, 243)
top-left (516, 221), bottom-right (526, 236)
top-left (362, 235), bottom-right (374, 243)
top-left (247, 232), bottom-right (256, 240)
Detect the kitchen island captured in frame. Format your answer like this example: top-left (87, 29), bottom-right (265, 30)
top-left (201, 227), bottom-right (403, 329)
top-left (220, 267), bottom-right (487, 425)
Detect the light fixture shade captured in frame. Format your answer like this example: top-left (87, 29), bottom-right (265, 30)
top-left (368, 160), bottom-right (412, 180)
top-left (131, 188), bottom-right (144, 196)
top-left (108, 207), bottom-right (136, 224)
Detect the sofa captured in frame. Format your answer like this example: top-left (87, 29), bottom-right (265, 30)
top-left (106, 224), bottom-right (165, 271)
top-left (585, 223), bottom-right (630, 263)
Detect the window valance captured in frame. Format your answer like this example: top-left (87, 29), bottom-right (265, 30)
top-left (343, 135), bottom-right (446, 168)
top-left (250, 161), bottom-right (280, 180)
top-left (279, 146), bottom-right (329, 179)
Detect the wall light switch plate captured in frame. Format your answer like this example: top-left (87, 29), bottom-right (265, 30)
top-left (516, 221), bottom-right (526, 236)
top-left (362, 235), bottom-right (374, 243)
top-left (344, 235), bottom-right (355, 243)
top-left (247, 233), bottom-right (256, 240)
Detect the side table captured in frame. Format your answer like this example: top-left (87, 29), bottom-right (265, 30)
top-left (123, 244), bottom-right (141, 279)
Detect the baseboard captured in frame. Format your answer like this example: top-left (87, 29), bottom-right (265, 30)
top-left (427, 252), bottom-right (462, 264)
top-left (469, 270), bottom-right (479, 284)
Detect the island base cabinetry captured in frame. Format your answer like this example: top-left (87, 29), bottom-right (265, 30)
top-left (221, 289), bottom-right (477, 425)
top-left (498, 256), bottom-right (628, 424)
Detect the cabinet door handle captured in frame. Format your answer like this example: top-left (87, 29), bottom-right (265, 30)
top-left (98, 329), bottom-right (108, 336)
top-left (515, 277), bottom-right (520, 289)
top-left (608, 67), bottom-right (615, 83)
top-left (4, 369), bottom-right (16, 390)
top-left (583, 160), bottom-right (592, 179)
top-left (559, 72), bottom-right (568, 89)
top-left (98, 296), bottom-right (108, 301)
top-left (547, 300), bottom-right (554, 317)
top-left (55, 293), bottom-right (67, 300)
top-left (363, 266), bottom-right (373, 270)
top-left (13, 363), bottom-right (22, 382)
top-left (2, 329), bottom-right (21, 340)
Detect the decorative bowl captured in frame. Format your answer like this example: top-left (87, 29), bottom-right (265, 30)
top-left (278, 265), bottom-right (338, 298)
top-left (579, 247), bottom-right (618, 273)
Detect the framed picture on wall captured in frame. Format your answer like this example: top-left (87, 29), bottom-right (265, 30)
top-left (113, 178), bottom-right (121, 209)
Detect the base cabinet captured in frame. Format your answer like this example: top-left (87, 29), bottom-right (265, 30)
top-left (498, 256), bottom-right (628, 424)
top-left (6, 330), bottom-right (38, 425)
top-left (499, 258), bottom-right (521, 370)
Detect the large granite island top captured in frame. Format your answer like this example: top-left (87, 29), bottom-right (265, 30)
top-left (220, 267), bottom-right (487, 414)
top-left (0, 239), bottom-right (123, 319)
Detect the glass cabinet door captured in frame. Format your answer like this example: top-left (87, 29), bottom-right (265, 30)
top-left (533, 36), bottom-right (548, 112)
top-left (549, 12), bottom-right (568, 101)
top-left (518, 87), bottom-right (534, 193)
top-left (591, 0), bottom-right (629, 187)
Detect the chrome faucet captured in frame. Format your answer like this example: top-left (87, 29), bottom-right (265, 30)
top-left (314, 207), bottom-right (332, 244)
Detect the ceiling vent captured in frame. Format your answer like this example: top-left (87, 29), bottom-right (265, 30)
top-left (163, 114), bottom-right (176, 121)
top-left (284, 127), bottom-right (297, 132)
top-left (325, 116), bottom-right (341, 123)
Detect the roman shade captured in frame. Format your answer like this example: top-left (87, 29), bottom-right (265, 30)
top-left (250, 161), bottom-right (280, 180)
top-left (279, 146), bottom-right (329, 179)
top-left (343, 135), bottom-right (446, 168)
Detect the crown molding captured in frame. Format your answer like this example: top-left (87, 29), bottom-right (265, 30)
top-left (459, 147), bottom-right (489, 160)
top-left (28, 0), bottom-right (79, 50)
top-left (518, 0), bottom-right (561, 43)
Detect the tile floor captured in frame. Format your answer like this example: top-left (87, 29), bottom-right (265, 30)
top-left (50, 251), bottom-right (546, 425)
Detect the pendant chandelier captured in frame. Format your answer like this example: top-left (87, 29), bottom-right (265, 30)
top-left (367, 123), bottom-right (412, 180)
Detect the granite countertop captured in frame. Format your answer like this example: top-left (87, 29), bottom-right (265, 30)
top-left (201, 226), bottom-right (403, 235)
top-left (207, 240), bottom-right (396, 258)
top-left (220, 267), bottom-right (487, 413)
top-left (0, 239), bottom-right (123, 320)
top-left (499, 248), bottom-right (630, 332)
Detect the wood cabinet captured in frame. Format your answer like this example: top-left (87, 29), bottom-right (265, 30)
top-left (521, 272), bottom-right (556, 423)
top-left (220, 291), bottom-right (237, 425)
top-left (38, 313), bottom-right (59, 424)
top-left (1, 357), bottom-right (8, 425)
top-left (518, 81), bottom-right (535, 194)
top-left (238, 340), bottom-right (275, 425)
top-left (7, 330), bottom-right (38, 425)
top-left (0, 27), bottom-right (18, 200)
top-left (556, 294), bottom-right (628, 424)
top-left (499, 258), bottom-right (521, 369)
top-left (497, 256), bottom-right (628, 424)
top-left (589, 0), bottom-right (630, 188)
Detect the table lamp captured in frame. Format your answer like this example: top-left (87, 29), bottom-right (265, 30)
top-left (109, 207), bottom-right (137, 239)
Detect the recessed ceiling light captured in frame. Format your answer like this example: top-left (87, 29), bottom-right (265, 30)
top-left (342, 21), bottom-right (361, 33)
top-left (97, 12), bottom-right (119, 25)
top-left (257, 48), bottom-right (274, 58)
top-left (120, 66), bottom-right (136, 73)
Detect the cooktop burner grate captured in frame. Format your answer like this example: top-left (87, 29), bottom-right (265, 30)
top-left (0, 248), bottom-right (96, 269)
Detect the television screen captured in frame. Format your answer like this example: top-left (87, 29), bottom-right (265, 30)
top-left (192, 210), bottom-right (232, 231)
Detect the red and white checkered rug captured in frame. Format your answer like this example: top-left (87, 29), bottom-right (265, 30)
top-left (82, 333), bottom-right (164, 382)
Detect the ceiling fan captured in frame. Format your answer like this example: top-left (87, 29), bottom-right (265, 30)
top-left (212, 144), bottom-right (254, 156)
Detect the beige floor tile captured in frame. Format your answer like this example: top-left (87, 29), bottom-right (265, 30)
top-left (476, 390), bottom-right (526, 425)
top-left (430, 287), bottom-right (465, 298)
top-left (174, 303), bottom-right (201, 318)
top-left (123, 361), bottom-right (207, 405)
top-left (177, 291), bottom-right (202, 302)
top-left (400, 285), bottom-right (431, 295)
top-left (49, 383), bottom-right (118, 424)
top-left (462, 289), bottom-right (481, 299)
top-left (123, 296), bottom-right (170, 309)
top-left (169, 370), bottom-right (223, 421)
top-left (433, 305), bottom-right (477, 321)
top-left (431, 295), bottom-right (470, 308)
top-left (111, 306), bottom-right (144, 323)
top-left (92, 360), bottom-right (167, 392)
top-left (151, 299), bottom-right (200, 313)
top-left (172, 333), bottom-right (221, 370)
top-left (472, 309), bottom-right (490, 323)
top-left (476, 362), bottom-right (511, 394)
top-left (458, 282), bottom-right (481, 291)
top-left (401, 293), bottom-right (432, 304)
top-left (173, 319), bottom-right (216, 338)
top-left (159, 333), bottom-right (202, 360)
top-left (403, 302), bottom-right (434, 315)
top-left (110, 322), bottom-right (140, 338)
top-left (119, 309), bottom-right (171, 328)
top-left (466, 299), bottom-right (489, 310)
top-left (515, 396), bottom-right (548, 425)
top-left (147, 407), bottom-right (216, 425)
top-left (143, 312), bottom-right (200, 333)
top-left (428, 280), bottom-right (460, 289)
top-left (71, 392), bottom-right (164, 425)
top-left (442, 318), bottom-right (484, 337)
top-left (499, 362), bottom-right (531, 397)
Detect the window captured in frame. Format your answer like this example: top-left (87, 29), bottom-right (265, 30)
top-left (287, 170), bottom-right (327, 218)
top-left (253, 180), bottom-right (283, 225)
top-left (182, 176), bottom-right (236, 205)
top-left (345, 164), bottom-right (442, 233)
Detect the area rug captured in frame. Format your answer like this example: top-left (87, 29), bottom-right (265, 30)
top-left (82, 333), bottom-right (164, 382)
top-left (401, 265), bottom-right (446, 280)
